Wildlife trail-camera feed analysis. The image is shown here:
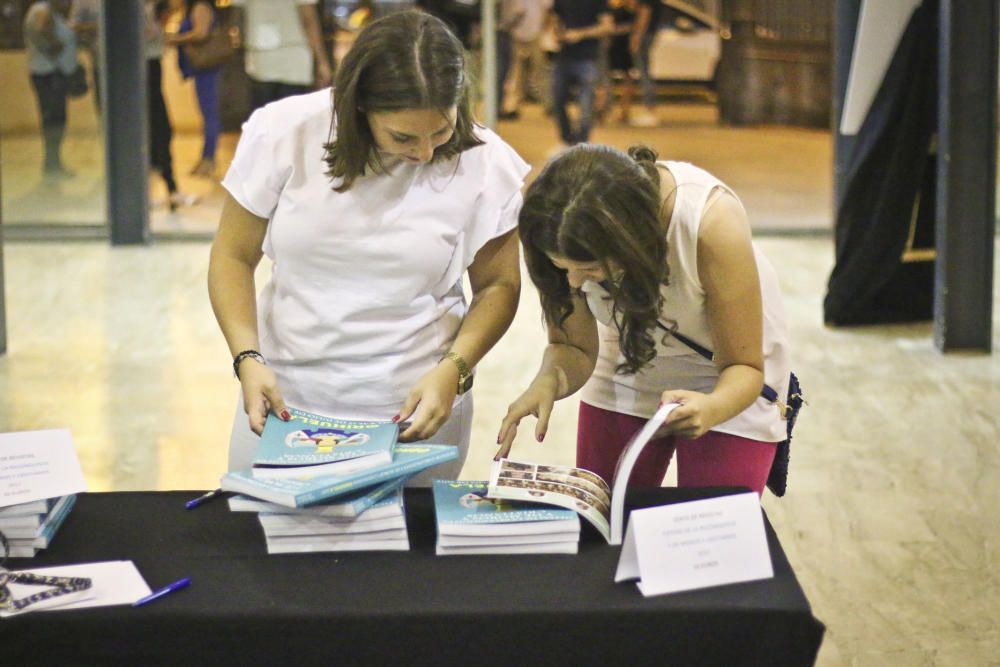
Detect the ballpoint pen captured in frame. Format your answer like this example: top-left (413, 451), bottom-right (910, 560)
top-left (185, 488), bottom-right (225, 510)
top-left (132, 577), bottom-right (191, 607)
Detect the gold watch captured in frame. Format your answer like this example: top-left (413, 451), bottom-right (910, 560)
top-left (442, 351), bottom-right (474, 394)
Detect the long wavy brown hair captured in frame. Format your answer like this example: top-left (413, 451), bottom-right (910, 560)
top-left (519, 144), bottom-right (669, 374)
top-left (323, 10), bottom-right (483, 192)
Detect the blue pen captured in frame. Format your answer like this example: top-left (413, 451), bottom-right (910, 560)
top-left (132, 577), bottom-right (191, 607)
top-left (185, 488), bottom-right (224, 510)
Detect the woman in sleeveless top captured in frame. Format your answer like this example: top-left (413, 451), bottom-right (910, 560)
top-left (496, 144), bottom-right (791, 496)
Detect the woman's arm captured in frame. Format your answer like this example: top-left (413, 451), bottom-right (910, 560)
top-left (297, 3), bottom-right (332, 87)
top-left (397, 229), bottom-right (521, 442)
top-left (208, 193), bottom-right (288, 433)
top-left (661, 190), bottom-right (765, 438)
top-left (495, 290), bottom-right (600, 456)
top-left (562, 12), bottom-right (615, 44)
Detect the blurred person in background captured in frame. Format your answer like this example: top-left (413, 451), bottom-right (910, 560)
top-left (601, 0), bottom-right (637, 125)
top-left (501, 0), bottom-right (551, 118)
top-left (146, 0), bottom-right (197, 210)
top-left (68, 0), bottom-right (100, 112)
top-left (627, 0), bottom-right (661, 127)
top-left (232, 0), bottom-right (334, 113)
top-left (549, 0), bottom-right (613, 147)
top-left (167, 0), bottom-right (221, 178)
top-left (23, 0), bottom-right (77, 179)
top-left (494, 0), bottom-right (525, 120)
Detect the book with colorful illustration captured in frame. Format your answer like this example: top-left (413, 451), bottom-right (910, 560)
top-left (251, 409), bottom-right (398, 479)
top-left (222, 444), bottom-right (459, 508)
top-left (432, 480), bottom-right (580, 555)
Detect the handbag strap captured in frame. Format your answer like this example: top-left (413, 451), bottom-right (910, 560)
top-left (592, 280), bottom-right (780, 404)
top-left (655, 321), bottom-right (780, 403)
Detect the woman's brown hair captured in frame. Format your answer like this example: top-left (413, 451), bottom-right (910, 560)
top-left (323, 10), bottom-right (483, 192)
top-left (519, 144), bottom-right (669, 374)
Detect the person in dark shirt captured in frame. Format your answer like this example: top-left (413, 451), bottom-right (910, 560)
top-left (550, 0), bottom-right (613, 146)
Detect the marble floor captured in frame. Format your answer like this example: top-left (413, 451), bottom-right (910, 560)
top-left (1, 100), bottom-right (999, 666)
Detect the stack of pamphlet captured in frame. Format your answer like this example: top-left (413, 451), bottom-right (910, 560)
top-left (228, 477), bottom-right (410, 554)
top-left (1, 428), bottom-right (88, 559)
top-left (220, 408), bottom-right (459, 554)
top-left (432, 480), bottom-right (580, 555)
top-left (0, 495), bottom-right (78, 558)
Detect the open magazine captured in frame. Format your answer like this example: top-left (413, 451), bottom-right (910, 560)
top-left (487, 402), bottom-right (678, 546)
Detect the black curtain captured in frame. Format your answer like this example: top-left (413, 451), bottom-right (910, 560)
top-left (824, 1), bottom-right (937, 325)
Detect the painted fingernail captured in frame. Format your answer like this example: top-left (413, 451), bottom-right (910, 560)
top-left (391, 415), bottom-right (400, 423)
top-left (280, 410), bottom-right (291, 421)
top-left (537, 433), bottom-right (545, 442)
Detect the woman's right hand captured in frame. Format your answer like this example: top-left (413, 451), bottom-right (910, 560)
top-left (238, 359), bottom-right (290, 435)
top-left (495, 374), bottom-right (560, 460)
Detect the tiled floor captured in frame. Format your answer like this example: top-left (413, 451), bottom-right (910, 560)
top-left (2, 100), bottom-right (999, 666)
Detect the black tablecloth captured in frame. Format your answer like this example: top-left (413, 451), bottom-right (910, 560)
top-left (1, 488), bottom-right (824, 666)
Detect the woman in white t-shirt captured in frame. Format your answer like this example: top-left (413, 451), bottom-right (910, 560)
top-left (209, 11), bottom-right (530, 479)
top-left (496, 144), bottom-right (791, 496)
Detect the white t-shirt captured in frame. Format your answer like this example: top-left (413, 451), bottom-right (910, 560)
top-left (232, 0), bottom-right (317, 85)
top-left (512, 0), bottom-right (553, 42)
top-left (222, 89), bottom-right (530, 420)
top-left (580, 161), bottom-right (791, 443)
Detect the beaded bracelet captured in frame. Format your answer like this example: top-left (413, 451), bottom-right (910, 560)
top-left (233, 349), bottom-right (266, 379)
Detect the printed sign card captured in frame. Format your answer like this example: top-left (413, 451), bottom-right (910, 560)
top-left (0, 429), bottom-right (87, 507)
top-left (615, 492), bottom-right (774, 597)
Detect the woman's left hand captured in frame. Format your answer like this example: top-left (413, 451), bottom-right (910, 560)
top-left (657, 390), bottom-right (719, 439)
top-left (395, 362), bottom-right (459, 443)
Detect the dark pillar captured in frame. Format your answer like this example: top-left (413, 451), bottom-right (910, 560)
top-left (0, 138), bottom-right (6, 355)
top-left (102, 1), bottom-right (149, 245)
top-left (832, 0), bottom-right (862, 207)
top-left (934, 0), bottom-right (996, 351)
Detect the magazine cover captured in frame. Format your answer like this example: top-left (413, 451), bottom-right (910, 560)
top-left (252, 408), bottom-right (398, 478)
top-left (433, 480), bottom-right (580, 536)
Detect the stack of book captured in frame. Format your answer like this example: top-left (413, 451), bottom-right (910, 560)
top-left (220, 409), bottom-right (458, 554)
top-left (432, 480), bottom-right (580, 555)
top-left (0, 495), bottom-right (77, 559)
top-left (228, 477), bottom-right (409, 554)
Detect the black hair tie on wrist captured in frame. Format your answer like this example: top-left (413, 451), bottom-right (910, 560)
top-left (233, 349), bottom-right (266, 379)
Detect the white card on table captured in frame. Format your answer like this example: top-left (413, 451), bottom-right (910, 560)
top-left (614, 492), bottom-right (774, 597)
top-left (0, 429), bottom-right (87, 508)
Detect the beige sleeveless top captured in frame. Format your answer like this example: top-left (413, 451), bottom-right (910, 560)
top-left (580, 161), bottom-right (791, 443)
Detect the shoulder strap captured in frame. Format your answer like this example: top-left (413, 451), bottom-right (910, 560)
top-left (657, 321), bottom-right (779, 403)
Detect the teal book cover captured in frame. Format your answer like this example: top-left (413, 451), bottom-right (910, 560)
top-left (433, 480), bottom-right (578, 528)
top-left (228, 475), bottom-right (407, 518)
top-left (34, 494), bottom-right (77, 548)
top-left (252, 408), bottom-right (398, 478)
top-left (223, 444), bottom-right (458, 508)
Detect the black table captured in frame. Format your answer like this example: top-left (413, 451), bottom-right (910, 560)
top-left (1, 488), bottom-right (824, 666)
